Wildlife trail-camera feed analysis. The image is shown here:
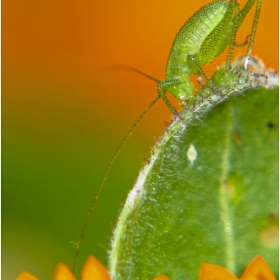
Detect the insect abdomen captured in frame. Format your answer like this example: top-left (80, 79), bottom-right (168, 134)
top-left (166, 1), bottom-right (229, 76)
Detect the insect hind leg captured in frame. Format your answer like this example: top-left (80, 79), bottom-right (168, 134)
top-left (244, 0), bottom-right (262, 69)
top-left (232, 0), bottom-right (262, 69)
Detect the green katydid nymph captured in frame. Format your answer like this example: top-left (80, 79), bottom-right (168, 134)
top-left (158, 0), bottom-right (261, 111)
top-left (72, 0), bottom-right (263, 276)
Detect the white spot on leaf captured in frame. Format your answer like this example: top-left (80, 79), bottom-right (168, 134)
top-left (187, 144), bottom-right (197, 165)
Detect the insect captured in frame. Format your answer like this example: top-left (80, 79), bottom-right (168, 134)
top-left (72, 0), bottom-right (262, 275)
top-left (158, 0), bottom-right (262, 110)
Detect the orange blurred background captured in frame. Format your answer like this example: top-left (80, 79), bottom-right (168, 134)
top-left (2, 0), bottom-right (278, 279)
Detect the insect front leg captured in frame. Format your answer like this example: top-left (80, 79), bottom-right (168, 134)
top-left (157, 80), bottom-right (181, 115)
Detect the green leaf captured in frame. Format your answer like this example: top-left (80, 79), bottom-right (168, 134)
top-left (109, 87), bottom-right (279, 280)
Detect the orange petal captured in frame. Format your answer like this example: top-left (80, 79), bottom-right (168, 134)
top-left (199, 263), bottom-right (238, 280)
top-left (240, 256), bottom-right (276, 280)
top-left (16, 271), bottom-right (39, 280)
top-left (153, 275), bottom-right (170, 280)
top-left (53, 263), bottom-right (76, 280)
top-left (81, 255), bottom-right (111, 280)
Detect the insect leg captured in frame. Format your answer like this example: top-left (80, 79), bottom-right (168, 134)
top-left (244, 0), bottom-right (262, 69)
top-left (234, 34), bottom-right (251, 47)
top-left (235, 0), bottom-right (262, 69)
top-left (226, 2), bottom-right (241, 67)
top-left (157, 81), bottom-right (179, 115)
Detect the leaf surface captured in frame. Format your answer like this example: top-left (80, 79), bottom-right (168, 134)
top-left (109, 87), bottom-right (279, 280)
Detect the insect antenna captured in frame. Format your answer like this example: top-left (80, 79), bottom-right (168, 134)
top-left (108, 65), bottom-right (161, 83)
top-left (72, 88), bottom-right (162, 276)
top-left (108, 65), bottom-right (176, 114)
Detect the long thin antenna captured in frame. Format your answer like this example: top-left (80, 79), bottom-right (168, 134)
top-left (111, 66), bottom-right (176, 114)
top-left (72, 93), bottom-right (162, 275)
top-left (108, 65), bottom-right (161, 83)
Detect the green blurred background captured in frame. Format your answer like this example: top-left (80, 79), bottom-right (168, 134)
top-left (2, 0), bottom-right (278, 279)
